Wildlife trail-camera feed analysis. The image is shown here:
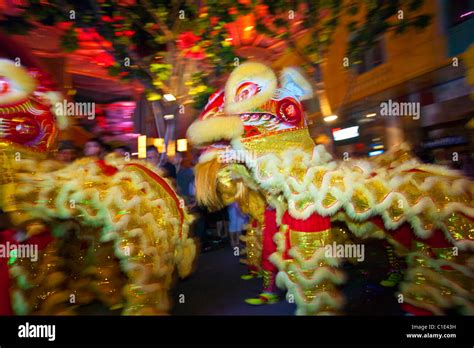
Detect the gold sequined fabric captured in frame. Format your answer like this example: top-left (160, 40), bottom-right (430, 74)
top-left (9, 156), bottom-right (196, 315)
top-left (247, 145), bottom-right (474, 242)
top-left (240, 128), bottom-right (315, 157)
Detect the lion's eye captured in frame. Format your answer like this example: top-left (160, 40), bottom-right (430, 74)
top-left (0, 76), bottom-right (10, 94)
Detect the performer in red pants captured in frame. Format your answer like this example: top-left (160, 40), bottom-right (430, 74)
top-left (245, 208), bottom-right (279, 305)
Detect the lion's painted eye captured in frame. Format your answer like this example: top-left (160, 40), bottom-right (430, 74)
top-left (0, 77), bottom-right (9, 94)
top-left (235, 82), bottom-right (260, 102)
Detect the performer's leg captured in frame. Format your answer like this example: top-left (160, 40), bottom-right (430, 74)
top-left (380, 243), bottom-right (405, 287)
top-left (245, 208), bottom-right (279, 305)
top-left (271, 212), bottom-right (346, 315)
top-left (240, 220), bottom-right (263, 280)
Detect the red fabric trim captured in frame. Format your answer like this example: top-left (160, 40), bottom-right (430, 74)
top-left (282, 211), bottom-right (331, 259)
top-left (96, 159), bottom-right (119, 176)
top-left (370, 217), bottom-right (455, 249)
top-left (403, 168), bottom-right (428, 173)
top-left (0, 230), bottom-right (15, 315)
top-left (418, 229), bottom-right (452, 248)
top-left (282, 211), bottom-right (331, 232)
top-left (371, 217), bottom-right (414, 249)
top-left (401, 303), bottom-right (434, 316)
top-left (261, 208), bottom-right (278, 273)
top-left (124, 163), bottom-right (184, 237)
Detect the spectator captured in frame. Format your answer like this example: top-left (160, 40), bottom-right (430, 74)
top-left (176, 153), bottom-right (194, 200)
top-left (228, 202), bottom-right (248, 249)
top-left (113, 145), bottom-right (132, 160)
top-left (160, 161), bottom-right (177, 179)
top-left (57, 140), bottom-right (77, 163)
top-left (159, 153), bottom-right (177, 180)
top-left (146, 146), bottom-right (160, 167)
top-left (84, 138), bottom-right (108, 159)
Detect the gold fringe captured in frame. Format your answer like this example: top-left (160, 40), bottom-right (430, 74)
top-left (194, 158), bottom-right (224, 211)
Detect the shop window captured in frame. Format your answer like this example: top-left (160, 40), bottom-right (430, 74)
top-left (357, 37), bottom-right (386, 74)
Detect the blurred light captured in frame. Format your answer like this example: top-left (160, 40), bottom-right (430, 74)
top-left (324, 115), bottom-right (338, 122)
top-left (138, 135), bottom-right (147, 158)
top-left (115, 101), bottom-right (136, 107)
top-left (366, 113), bottom-right (376, 118)
top-left (369, 150), bottom-right (384, 157)
top-left (177, 138), bottom-right (188, 152)
top-left (460, 11), bottom-right (474, 18)
top-left (244, 26), bottom-right (254, 31)
top-left (167, 140), bottom-right (176, 157)
top-left (163, 94), bottom-right (176, 101)
top-left (372, 137), bottom-right (381, 141)
top-left (164, 114), bottom-right (174, 120)
top-left (332, 126), bottom-right (359, 141)
top-left (315, 134), bottom-right (331, 145)
top-left (154, 138), bottom-right (165, 153)
top-left (373, 144), bottom-right (384, 150)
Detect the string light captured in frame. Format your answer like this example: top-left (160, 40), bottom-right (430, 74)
top-left (138, 135), bottom-right (147, 158)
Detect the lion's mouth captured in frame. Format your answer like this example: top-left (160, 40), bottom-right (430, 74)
top-left (239, 112), bottom-right (295, 133)
top-left (240, 112), bottom-right (278, 123)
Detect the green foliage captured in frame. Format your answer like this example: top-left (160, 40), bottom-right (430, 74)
top-left (60, 26), bottom-right (79, 52)
top-left (0, 0), bottom-right (432, 109)
top-left (188, 72), bottom-right (215, 110)
top-left (107, 64), bottom-right (122, 77)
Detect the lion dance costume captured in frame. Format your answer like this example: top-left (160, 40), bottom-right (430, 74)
top-left (0, 58), bottom-right (196, 315)
top-left (188, 61), bottom-right (474, 315)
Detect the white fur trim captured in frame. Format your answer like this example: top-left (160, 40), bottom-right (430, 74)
top-left (198, 150), bottom-right (220, 164)
top-left (224, 62), bottom-right (278, 115)
top-left (240, 145), bottom-right (474, 239)
top-left (43, 91), bottom-right (68, 130)
top-left (187, 116), bottom-right (243, 145)
top-left (0, 59), bottom-right (37, 105)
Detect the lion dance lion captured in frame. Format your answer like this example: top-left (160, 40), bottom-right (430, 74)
top-left (0, 58), bottom-right (196, 315)
top-left (187, 61), bottom-right (474, 315)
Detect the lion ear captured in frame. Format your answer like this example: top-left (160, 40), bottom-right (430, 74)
top-left (224, 61), bottom-right (278, 115)
top-left (280, 67), bottom-right (313, 101)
